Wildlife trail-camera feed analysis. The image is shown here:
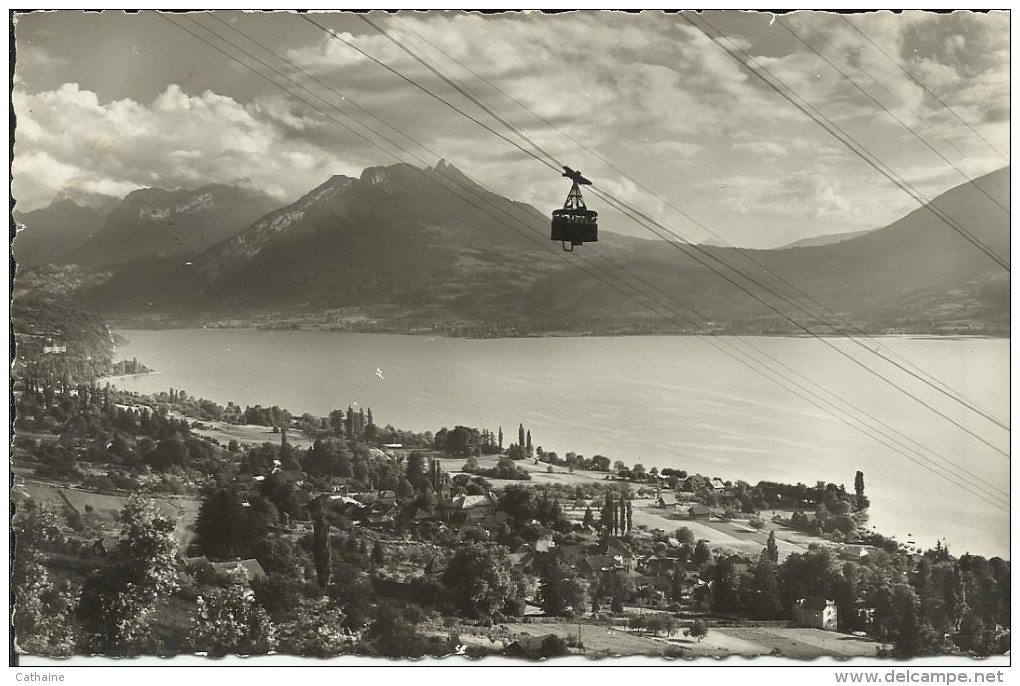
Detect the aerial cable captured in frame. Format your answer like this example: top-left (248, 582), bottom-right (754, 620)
top-left (354, 11), bottom-right (1010, 438)
top-left (377, 12), bottom-right (1009, 433)
top-left (299, 14), bottom-right (564, 177)
top-left (685, 13), bottom-right (1009, 273)
top-left (355, 14), bottom-right (568, 172)
top-left (775, 18), bottom-right (1010, 217)
top-left (837, 14), bottom-right (1010, 164)
top-left (587, 184), bottom-right (1009, 459)
top-left (162, 14), bottom-right (1009, 511)
top-left (582, 245), bottom-right (1009, 504)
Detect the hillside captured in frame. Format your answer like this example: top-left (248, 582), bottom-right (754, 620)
top-left (13, 199), bottom-right (109, 268)
top-left (17, 164), bottom-right (1010, 336)
top-left (11, 297), bottom-right (118, 381)
top-left (66, 184), bottom-right (282, 267)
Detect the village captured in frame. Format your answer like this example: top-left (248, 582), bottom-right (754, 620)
top-left (15, 373), bottom-right (1005, 661)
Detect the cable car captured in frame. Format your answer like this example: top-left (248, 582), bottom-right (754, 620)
top-left (551, 166), bottom-right (597, 251)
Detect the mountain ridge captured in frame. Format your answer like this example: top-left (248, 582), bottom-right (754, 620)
top-left (15, 164), bottom-right (1010, 337)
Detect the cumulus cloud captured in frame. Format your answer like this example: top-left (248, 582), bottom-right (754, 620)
top-left (12, 83), bottom-right (359, 211)
top-left (10, 11), bottom-right (1009, 246)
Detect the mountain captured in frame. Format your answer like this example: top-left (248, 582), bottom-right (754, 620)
top-left (66, 184), bottom-right (282, 267)
top-left (780, 228), bottom-right (875, 249)
top-left (24, 164), bottom-right (1009, 337)
top-left (12, 199), bottom-right (110, 268)
top-left (51, 188), bottom-right (121, 214)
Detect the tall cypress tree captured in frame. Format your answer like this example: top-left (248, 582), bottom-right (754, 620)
top-left (498, 427), bottom-right (503, 451)
top-left (626, 500), bottom-right (633, 533)
top-left (854, 471), bottom-right (866, 510)
top-left (766, 530), bottom-right (779, 563)
top-left (518, 424), bottom-right (526, 449)
top-left (525, 430), bottom-right (533, 457)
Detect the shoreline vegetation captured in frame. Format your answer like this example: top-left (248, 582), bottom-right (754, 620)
top-left (12, 354), bottom-right (1010, 660)
top-left (109, 324), bottom-right (1008, 342)
top-left (98, 308), bottom-right (1009, 340)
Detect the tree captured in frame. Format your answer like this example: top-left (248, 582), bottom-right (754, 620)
top-left (275, 599), bottom-right (354, 657)
top-left (539, 562), bottom-right (589, 617)
top-left (518, 424), bottom-right (526, 450)
top-left (693, 540), bottom-right (712, 566)
top-left (582, 506), bottom-right (594, 529)
top-left (195, 486), bottom-right (254, 559)
top-left (892, 586), bottom-right (923, 658)
top-left (688, 620), bottom-right (708, 642)
top-left (443, 543), bottom-right (519, 619)
top-left (12, 501), bottom-right (76, 655)
top-left (766, 530), bottom-right (779, 563)
top-left (190, 579), bottom-right (276, 656)
top-left (525, 430), bottom-right (533, 458)
top-left (308, 499), bottom-right (333, 588)
top-left (78, 495), bottom-right (179, 655)
top-left (854, 470), bottom-right (867, 510)
top-left (625, 500), bottom-right (633, 533)
top-left (674, 527), bottom-right (696, 546)
top-left (752, 558), bottom-right (783, 619)
top-left (498, 426), bottom-right (503, 451)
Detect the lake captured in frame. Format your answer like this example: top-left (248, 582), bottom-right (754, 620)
top-left (111, 329), bottom-right (1010, 559)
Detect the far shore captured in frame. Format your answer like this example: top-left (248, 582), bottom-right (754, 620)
top-left (108, 326), bottom-right (1009, 342)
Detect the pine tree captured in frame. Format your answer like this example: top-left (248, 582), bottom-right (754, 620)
top-left (583, 506), bottom-right (594, 529)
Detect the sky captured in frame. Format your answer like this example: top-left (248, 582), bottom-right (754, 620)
top-left (11, 10), bottom-right (1010, 248)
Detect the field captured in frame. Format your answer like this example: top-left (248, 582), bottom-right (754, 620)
top-left (435, 454), bottom-right (826, 560)
top-left (452, 619), bottom-right (882, 660)
top-left (168, 412), bottom-right (316, 450)
top-left (18, 480), bottom-right (201, 550)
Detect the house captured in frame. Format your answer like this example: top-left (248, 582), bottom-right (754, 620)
top-left (534, 538), bottom-right (556, 554)
top-left (211, 559), bottom-right (268, 583)
top-left (377, 489), bottom-right (398, 507)
top-left (656, 493), bottom-right (679, 509)
top-left (452, 493), bottom-right (496, 515)
top-left (682, 504), bottom-right (711, 520)
top-left (578, 555), bottom-right (620, 577)
top-left (842, 545), bottom-right (871, 560)
top-left (328, 477), bottom-right (351, 493)
top-left (365, 512), bottom-right (394, 527)
top-left (792, 597), bottom-right (838, 631)
top-left (504, 634), bottom-right (562, 659)
top-left (640, 554), bottom-right (679, 576)
top-left (43, 338), bottom-right (67, 355)
top-left (710, 477), bottom-right (727, 491)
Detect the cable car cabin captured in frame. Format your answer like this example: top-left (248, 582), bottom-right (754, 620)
top-left (551, 167), bottom-right (598, 251)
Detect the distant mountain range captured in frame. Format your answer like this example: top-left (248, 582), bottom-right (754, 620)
top-left (13, 184), bottom-right (281, 269)
top-left (780, 228), bottom-right (876, 249)
top-left (13, 164), bottom-right (1010, 336)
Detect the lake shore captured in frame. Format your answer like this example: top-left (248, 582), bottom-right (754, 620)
top-left (106, 328), bottom-right (1010, 559)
